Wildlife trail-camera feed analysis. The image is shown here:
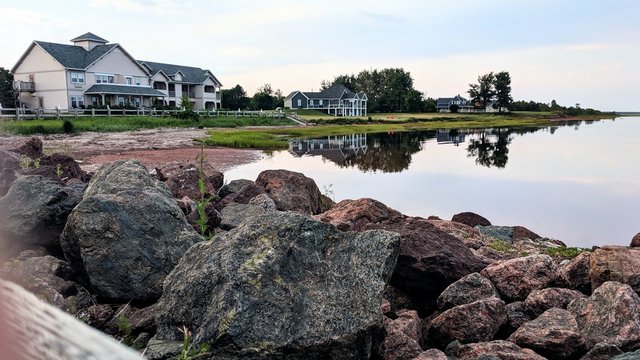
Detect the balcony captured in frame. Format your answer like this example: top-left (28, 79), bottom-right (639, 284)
top-left (15, 81), bottom-right (36, 93)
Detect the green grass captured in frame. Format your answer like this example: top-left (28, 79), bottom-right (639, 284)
top-left (0, 116), bottom-right (294, 135)
top-left (544, 246), bottom-right (590, 259)
top-left (488, 240), bottom-right (513, 252)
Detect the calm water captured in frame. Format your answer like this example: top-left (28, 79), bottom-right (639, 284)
top-left (225, 117), bottom-right (640, 248)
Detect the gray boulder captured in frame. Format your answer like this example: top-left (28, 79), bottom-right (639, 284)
top-left (0, 149), bottom-right (20, 196)
top-left (524, 287), bottom-right (586, 318)
top-left (60, 160), bottom-right (200, 302)
top-left (613, 349), bottom-right (640, 360)
top-left (568, 281), bottom-right (640, 351)
top-left (0, 175), bottom-right (83, 247)
top-left (508, 308), bottom-right (587, 359)
top-left (218, 178), bottom-right (254, 198)
top-left (480, 255), bottom-right (556, 302)
top-left (445, 340), bottom-right (546, 360)
top-left (437, 272), bottom-right (499, 310)
top-left (155, 212), bottom-right (400, 359)
top-left (555, 252), bottom-right (592, 294)
top-left (581, 343), bottom-right (623, 360)
top-left (219, 203), bottom-right (272, 230)
top-left (247, 193), bottom-right (277, 211)
top-left (589, 246), bottom-right (640, 295)
top-left (427, 298), bottom-right (507, 348)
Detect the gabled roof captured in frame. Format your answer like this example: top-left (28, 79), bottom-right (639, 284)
top-left (285, 91), bottom-right (308, 100)
top-left (19, 41), bottom-right (118, 70)
top-left (138, 60), bottom-right (222, 86)
top-left (70, 32), bottom-right (108, 43)
top-left (287, 84), bottom-right (365, 101)
top-left (85, 84), bottom-right (165, 97)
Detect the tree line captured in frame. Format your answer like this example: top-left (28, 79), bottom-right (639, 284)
top-left (221, 83), bottom-right (284, 111)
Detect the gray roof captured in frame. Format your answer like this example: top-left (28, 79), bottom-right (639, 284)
top-left (34, 41), bottom-right (118, 69)
top-left (139, 60), bottom-right (221, 85)
top-left (70, 32), bottom-right (108, 43)
top-left (85, 84), bottom-right (165, 97)
top-left (288, 84), bottom-right (364, 100)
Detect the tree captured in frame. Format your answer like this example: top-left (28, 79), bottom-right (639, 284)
top-left (493, 71), bottom-right (512, 112)
top-left (0, 67), bottom-right (15, 108)
top-left (221, 84), bottom-right (249, 110)
top-left (404, 89), bottom-right (424, 112)
top-left (273, 89), bottom-right (285, 109)
top-left (468, 72), bottom-right (496, 108)
top-left (250, 83), bottom-right (275, 110)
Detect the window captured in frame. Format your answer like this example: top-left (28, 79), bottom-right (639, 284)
top-left (319, 99), bottom-right (323, 106)
top-left (70, 72), bottom-right (85, 84)
top-left (95, 74), bottom-right (114, 84)
top-left (133, 98), bottom-right (141, 108)
top-left (70, 96), bottom-right (84, 108)
top-left (297, 99), bottom-right (302, 107)
top-left (118, 96), bottom-right (125, 106)
top-left (135, 77), bottom-right (142, 86)
top-left (91, 96), bottom-right (100, 106)
top-left (126, 77), bottom-right (132, 85)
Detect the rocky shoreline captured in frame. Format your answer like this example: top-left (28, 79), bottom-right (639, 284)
top-left (1, 138), bottom-right (639, 359)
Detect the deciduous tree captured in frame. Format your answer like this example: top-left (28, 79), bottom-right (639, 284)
top-left (221, 84), bottom-right (250, 110)
top-left (494, 71), bottom-right (512, 112)
top-left (0, 67), bottom-right (15, 108)
top-left (468, 72), bottom-right (496, 108)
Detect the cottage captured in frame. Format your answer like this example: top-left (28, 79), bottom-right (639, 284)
top-left (11, 32), bottom-right (222, 110)
top-left (284, 84), bottom-right (367, 117)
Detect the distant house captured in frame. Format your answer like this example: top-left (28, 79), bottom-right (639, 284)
top-left (11, 32), bottom-right (222, 110)
top-left (284, 84), bottom-right (367, 117)
top-left (436, 95), bottom-right (509, 113)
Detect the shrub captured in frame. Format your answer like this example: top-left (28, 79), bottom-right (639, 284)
top-left (62, 120), bottom-right (74, 133)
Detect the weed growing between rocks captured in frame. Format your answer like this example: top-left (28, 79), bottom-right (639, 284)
top-left (176, 326), bottom-right (210, 360)
top-left (544, 246), bottom-right (590, 259)
top-left (195, 147), bottom-right (217, 239)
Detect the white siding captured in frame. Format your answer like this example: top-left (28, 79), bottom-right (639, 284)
top-left (85, 47), bottom-right (149, 87)
top-left (13, 44), bottom-right (68, 109)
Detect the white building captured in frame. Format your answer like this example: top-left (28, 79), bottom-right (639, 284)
top-left (11, 32), bottom-right (222, 110)
top-left (284, 84), bottom-right (367, 117)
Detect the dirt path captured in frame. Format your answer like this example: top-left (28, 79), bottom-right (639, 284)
top-left (0, 128), bottom-right (264, 173)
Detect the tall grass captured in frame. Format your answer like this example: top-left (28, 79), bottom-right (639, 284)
top-left (0, 116), bottom-right (294, 135)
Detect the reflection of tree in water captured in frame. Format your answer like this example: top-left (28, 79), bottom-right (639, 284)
top-left (341, 131), bottom-right (435, 173)
top-left (466, 129), bottom-right (513, 168)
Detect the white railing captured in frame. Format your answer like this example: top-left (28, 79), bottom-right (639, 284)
top-left (0, 107), bottom-right (288, 120)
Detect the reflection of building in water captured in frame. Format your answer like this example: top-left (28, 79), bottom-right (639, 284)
top-left (435, 129), bottom-right (466, 146)
top-left (289, 134), bottom-right (368, 164)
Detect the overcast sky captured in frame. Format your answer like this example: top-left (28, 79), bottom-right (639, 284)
top-left (2, 0), bottom-right (639, 111)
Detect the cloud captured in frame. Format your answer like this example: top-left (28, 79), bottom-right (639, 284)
top-left (0, 7), bottom-right (76, 29)
top-left (90, 0), bottom-right (192, 16)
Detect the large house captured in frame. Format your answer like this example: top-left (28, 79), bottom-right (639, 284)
top-left (284, 84), bottom-right (367, 117)
top-left (11, 32), bottom-right (222, 110)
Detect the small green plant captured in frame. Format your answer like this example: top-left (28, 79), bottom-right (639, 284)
top-left (176, 326), bottom-right (210, 360)
top-left (62, 119), bottom-right (74, 133)
top-left (544, 246), bottom-right (590, 259)
top-left (32, 157), bottom-right (41, 169)
top-left (19, 156), bottom-right (32, 169)
top-left (194, 147), bottom-right (217, 238)
top-left (56, 163), bottom-right (63, 177)
top-left (322, 184), bottom-right (335, 202)
top-left (117, 313), bottom-right (133, 345)
top-left (487, 239), bottom-right (513, 253)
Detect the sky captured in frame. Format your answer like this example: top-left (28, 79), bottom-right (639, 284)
top-left (1, 0), bottom-right (639, 111)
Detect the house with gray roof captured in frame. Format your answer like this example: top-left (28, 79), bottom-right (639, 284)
top-left (11, 32), bottom-right (222, 110)
top-left (284, 84), bottom-right (367, 117)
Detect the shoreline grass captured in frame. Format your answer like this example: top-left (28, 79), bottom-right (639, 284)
top-left (198, 114), bottom-right (617, 150)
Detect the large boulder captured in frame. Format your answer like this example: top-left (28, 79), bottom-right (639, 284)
top-left (60, 160), bottom-right (200, 302)
top-left (451, 212), bottom-right (491, 227)
top-left (428, 220), bottom-right (493, 249)
top-left (445, 340), bottom-right (546, 360)
top-left (155, 212), bottom-right (400, 359)
top-left (214, 183), bottom-right (265, 210)
top-left (480, 255), bottom-right (556, 302)
top-left (382, 309), bottom-right (423, 360)
top-left (568, 281), bottom-right (640, 351)
top-left (589, 246), bottom-right (640, 295)
top-left (218, 203), bottom-right (272, 230)
top-left (367, 217), bottom-right (486, 309)
top-left (0, 149), bottom-right (20, 196)
top-left (11, 137), bottom-right (43, 158)
top-left (218, 179), bottom-right (254, 198)
top-left (255, 169), bottom-right (323, 215)
top-left (631, 233), bottom-right (640, 248)
top-left (555, 252), bottom-right (592, 294)
top-left (317, 198), bottom-right (403, 232)
top-left (508, 308), bottom-right (587, 359)
top-left (524, 287), bottom-right (586, 318)
top-left (427, 298), bottom-right (507, 348)
top-left (436, 272), bottom-right (499, 311)
top-left (0, 175), bottom-right (84, 248)
top-left (581, 343), bottom-right (623, 360)
top-left (155, 162), bottom-right (222, 200)
top-left (504, 301), bottom-right (532, 335)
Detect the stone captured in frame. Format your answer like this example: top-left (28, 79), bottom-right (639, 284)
top-left (214, 183), bottom-right (265, 210)
top-left (480, 255), bottom-right (556, 302)
top-left (474, 245), bottom-right (513, 263)
top-left (451, 212), bottom-right (491, 227)
top-left (0, 176), bottom-right (83, 247)
top-left (155, 212), bottom-right (400, 358)
top-left (11, 137), bottom-right (43, 158)
top-left (428, 219), bottom-right (494, 250)
top-left (219, 203), bottom-right (272, 230)
top-left (631, 233), bottom-right (640, 248)
top-left (366, 217), bottom-right (486, 309)
top-left (105, 303), bottom-right (157, 336)
top-left (383, 285), bottom-right (416, 318)
top-left (581, 342), bottom-right (623, 360)
top-left (555, 252), bottom-right (592, 294)
top-left (512, 226), bottom-right (541, 241)
top-left (218, 179), bottom-right (253, 198)
top-left (476, 225), bottom-right (513, 242)
top-left (155, 161), bottom-right (223, 200)
top-left (508, 308), bottom-right (587, 359)
top-left (427, 298), bottom-right (507, 348)
top-left (60, 160), bottom-right (200, 302)
top-left (83, 304), bottom-right (116, 329)
top-left (317, 198), bottom-right (404, 231)
top-left (613, 349), bottom-right (640, 360)
top-left (144, 338), bottom-right (182, 360)
top-left (446, 340), bottom-right (546, 360)
top-left (248, 193), bottom-right (277, 211)
top-left (504, 301), bottom-right (532, 335)
top-left (382, 309), bottom-right (423, 360)
top-left (568, 281), bottom-right (640, 351)
top-left (437, 272), bottom-right (499, 310)
top-left (414, 349), bottom-right (447, 359)
top-left (39, 153), bottom-right (87, 182)
top-left (255, 169), bottom-right (323, 214)
top-left (589, 246), bottom-right (640, 295)
top-left (0, 149), bottom-right (19, 197)
top-left (524, 287), bottom-right (587, 318)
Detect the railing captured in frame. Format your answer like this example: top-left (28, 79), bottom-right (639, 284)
top-left (0, 107), bottom-right (290, 120)
top-left (14, 81), bottom-right (36, 92)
